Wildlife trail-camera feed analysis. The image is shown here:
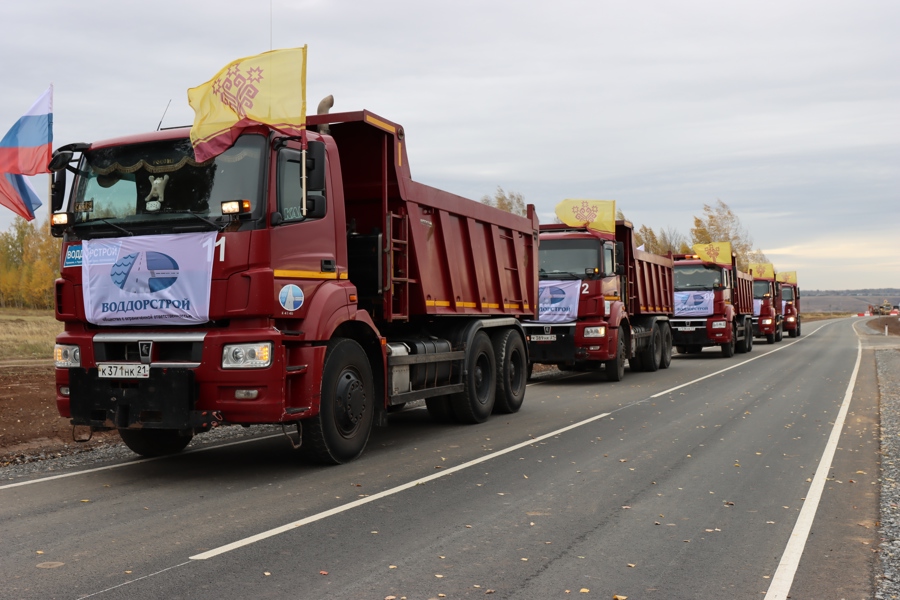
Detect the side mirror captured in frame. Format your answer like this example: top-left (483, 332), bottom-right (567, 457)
top-left (305, 194), bottom-right (327, 219)
top-left (51, 169), bottom-right (67, 212)
top-left (305, 141), bottom-right (326, 191)
top-left (48, 150), bottom-right (73, 172)
top-left (615, 264), bottom-right (625, 276)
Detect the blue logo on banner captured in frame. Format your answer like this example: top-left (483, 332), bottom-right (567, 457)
top-left (279, 284), bottom-right (304, 311)
top-left (110, 251), bottom-right (179, 293)
top-left (547, 286), bottom-right (568, 304)
top-left (64, 245), bottom-right (82, 268)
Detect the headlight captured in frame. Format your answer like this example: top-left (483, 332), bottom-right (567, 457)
top-left (711, 321), bottom-right (727, 329)
top-left (786, 316), bottom-right (795, 322)
top-left (761, 318), bottom-right (773, 325)
top-left (222, 342), bottom-right (272, 369)
top-left (54, 344), bottom-right (81, 368)
top-left (583, 326), bottom-right (606, 338)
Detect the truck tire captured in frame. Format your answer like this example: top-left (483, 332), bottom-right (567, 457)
top-left (675, 346), bottom-right (687, 355)
top-left (775, 323), bottom-right (783, 342)
top-left (795, 320), bottom-right (802, 337)
top-left (687, 345), bottom-right (702, 354)
top-left (303, 337), bottom-right (374, 464)
top-left (426, 397), bottom-right (456, 423)
top-left (605, 334), bottom-right (626, 382)
top-left (746, 323), bottom-right (753, 352)
top-left (659, 324), bottom-right (673, 369)
top-left (493, 329), bottom-right (527, 414)
top-left (720, 326), bottom-right (735, 358)
top-left (526, 362), bottom-right (534, 381)
top-left (118, 428), bottom-right (193, 458)
top-left (766, 332), bottom-right (775, 344)
top-left (451, 331), bottom-right (496, 424)
top-left (641, 325), bottom-right (662, 372)
top-left (736, 318), bottom-right (749, 353)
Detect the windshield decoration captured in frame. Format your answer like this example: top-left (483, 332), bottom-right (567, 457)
top-left (674, 291), bottom-right (714, 317)
top-left (536, 280), bottom-right (580, 323)
top-left (144, 175), bottom-right (169, 212)
top-left (82, 232), bottom-right (217, 326)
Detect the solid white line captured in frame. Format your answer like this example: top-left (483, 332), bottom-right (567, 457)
top-left (0, 434), bottom-right (283, 491)
top-left (764, 338), bottom-right (862, 599)
top-left (190, 411), bottom-right (612, 559)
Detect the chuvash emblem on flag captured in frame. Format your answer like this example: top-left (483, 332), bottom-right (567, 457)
top-left (554, 199), bottom-right (616, 234)
top-left (188, 47), bottom-right (307, 162)
top-left (0, 86), bottom-right (52, 221)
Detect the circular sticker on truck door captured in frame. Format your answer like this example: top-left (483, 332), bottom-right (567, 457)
top-left (279, 284), bottom-right (304, 312)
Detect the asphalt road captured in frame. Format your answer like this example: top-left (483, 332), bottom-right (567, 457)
top-left (1, 318), bottom-right (882, 600)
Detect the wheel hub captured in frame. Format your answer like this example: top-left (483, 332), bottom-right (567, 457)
top-left (336, 370), bottom-right (366, 428)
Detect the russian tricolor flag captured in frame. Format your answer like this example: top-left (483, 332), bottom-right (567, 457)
top-left (0, 86), bottom-right (52, 221)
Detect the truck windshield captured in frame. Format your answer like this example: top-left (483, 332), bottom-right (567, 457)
top-left (782, 287), bottom-right (794, 301)
top-left (69, 135), bottom-right (266, 235)
top-left (753, 281), bottom-right (771, 299)
top-left (674, 265), bottom-right (721, 290)
top-left (539, 238), bottom-right (601, 280)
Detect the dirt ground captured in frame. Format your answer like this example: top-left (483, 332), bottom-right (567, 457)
top-left (2, 315), bottom-right (898, 466)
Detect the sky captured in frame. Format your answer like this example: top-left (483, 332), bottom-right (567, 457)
top-left (1, 0), bottom-right (897, 290)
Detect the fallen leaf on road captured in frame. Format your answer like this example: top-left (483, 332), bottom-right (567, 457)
top-left (627, 563), bottom-right (636, 568)
top-left (319, 571), bottom-right (328, 575)
top-left (264, 572), bottom-right (271, 576)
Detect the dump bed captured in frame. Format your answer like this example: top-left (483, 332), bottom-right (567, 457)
top-left (320, 110), bottom-right (538, 322)
top-left (734, 270), bottom-right (753, 315)
top-left (616, 221), bottom-right (674, 316)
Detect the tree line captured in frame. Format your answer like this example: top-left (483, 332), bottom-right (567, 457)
top-left (482, 188), bottom-right (769, 270)
top-left (0, 217), bottom-right (59, 309)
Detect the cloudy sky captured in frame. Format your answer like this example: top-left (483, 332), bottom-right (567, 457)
top-left (1, 0), bottom-right (897, 290)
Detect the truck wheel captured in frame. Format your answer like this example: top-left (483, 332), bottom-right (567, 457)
top-left (605, 335), bottom-right (626, 382)
top-left (451, 331), bottom-right (496, 423)
top-left (720, 326), bottom-right (736, 358)
top-left (796, 320), bottom-right (802, 337)
top-left (641, 325), bottom-right (662, 372)
top-left (675, 346), bottom-right (687, 355)
top-left (304, 337), bottom-right (374, 464)
top-left (687, 345), bottom-right (702, 354)
top-left (746, 323), bottom-right (754, 352)
top-left (766, 332), bottom-right (775, 344)
top-left (526, 362), bottom-right (534, 381)
top-left (118, 428), bottom-right (193, 458)
top-left (659, 325), bottom-right (673, 369)
top-left (775, 324), bottom-right (784, 342)
top-left (493, 330), bottom-right (527, 414)
top-left (736, 319), bottom-right (749, 353)
top-left (426, 397), bottom-right (456, 423)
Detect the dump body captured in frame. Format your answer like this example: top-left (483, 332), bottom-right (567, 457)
top-left (671, 252), bottom-right (754, 356)
top-left (50, 109), bottom-right (537, 462)
top-left (523, 220), bottom-right (674, 381)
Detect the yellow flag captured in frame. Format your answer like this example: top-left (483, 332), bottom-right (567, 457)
top-left (776, 271), bottom-right (797, 284)
top-left (188, 46), bottom-right (307, 162)
top-left (749, 263), bottom-right (775, 279)
top-left (691, 242), bottom-right (732, 266)
top-left (554, 199), bottom-right (616, 234)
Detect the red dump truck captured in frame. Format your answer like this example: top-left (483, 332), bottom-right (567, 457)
top-left (776, 271), bottom-right (801, 337)
top-left (749, 262), bottom-right (783, 343)
top-left (48, 105), bottom-right (538, 463)
top-left (523, 208), bottom-right (674, 382)
top-left (671, 242), bottom-right (754, 357)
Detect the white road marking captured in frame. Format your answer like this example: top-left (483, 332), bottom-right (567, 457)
top-left (765, 337), bottom-right (862, 599)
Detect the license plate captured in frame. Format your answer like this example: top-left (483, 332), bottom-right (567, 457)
top-left (98, 363), bottom-right (150, 378)
top-left (677, 327), bottom-right (696, 332)
top-left (530, 334), bottom-right (556, 342)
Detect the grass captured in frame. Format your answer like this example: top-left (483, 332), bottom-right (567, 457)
top-left (0, 309), bottom-right (62, 360)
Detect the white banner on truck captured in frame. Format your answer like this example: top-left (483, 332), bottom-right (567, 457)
top-left (753, 298), bottom-right (762, 316)
top-left (537, 280), bottom-right (580, 323)
top-left (82, 232), bottom-right (217, 326)
top-left (674, 291), bottom-right (714, 317)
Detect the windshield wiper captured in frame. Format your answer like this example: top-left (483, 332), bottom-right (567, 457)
top-left (181, 211), bottom-right (225, 231)
top-left (94, 219), bottom-right (133, 236)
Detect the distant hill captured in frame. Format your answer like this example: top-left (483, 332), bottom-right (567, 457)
top-left (803, 289), bottom-right (900, 313)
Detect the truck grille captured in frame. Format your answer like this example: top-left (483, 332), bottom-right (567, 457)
top-left (93, 332), bottom-right (206, 368)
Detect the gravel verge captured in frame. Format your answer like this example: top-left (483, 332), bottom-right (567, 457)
top-left (878, 347), bottom-right (900, 599)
